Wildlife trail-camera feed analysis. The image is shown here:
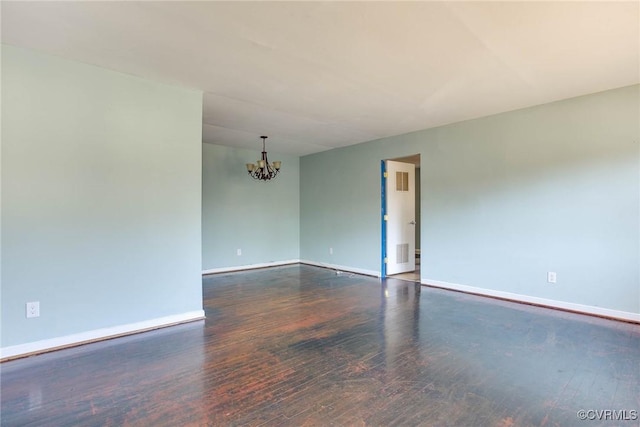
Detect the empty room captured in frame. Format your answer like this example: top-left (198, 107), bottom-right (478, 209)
top-left (1, 2), bottom-right (639, 426)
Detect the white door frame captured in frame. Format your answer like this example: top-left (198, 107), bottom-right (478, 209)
top-left (382, 159), bottom-right (417, 277)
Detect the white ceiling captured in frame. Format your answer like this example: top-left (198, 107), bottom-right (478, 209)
top-left (2, 1), bottom-right (639, 156)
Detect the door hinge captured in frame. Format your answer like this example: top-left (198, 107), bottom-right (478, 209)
top-left (384, 214), bottom-right (388, 221)
top-left (383, 172), bottom-right (388, 178)
top-left (384, 257), bottom-right (388, 264)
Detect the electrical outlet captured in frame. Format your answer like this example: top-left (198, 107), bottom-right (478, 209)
top-left (236, 249), bottom-right (242, 256)
top-left (26, 301), bottom-right (40, 318)
top-left (329, 247), bottom-right (333, 255)
top-left (547, 272), bottom-right (557, 284)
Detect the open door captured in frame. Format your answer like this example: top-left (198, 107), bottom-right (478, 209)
top-left (385, 160), bottom-right (416, 275)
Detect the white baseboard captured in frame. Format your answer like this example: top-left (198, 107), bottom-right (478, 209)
top-left (202, 259), bottom-right (380, 278)
top-left (300, 260), bottom-right (381, 278)
top-left (423, 278), bottom-right (640, 323)
top-left (202, 259), bottom-right (300, 275)
top-left (0, 310), bottom-right (205, 361)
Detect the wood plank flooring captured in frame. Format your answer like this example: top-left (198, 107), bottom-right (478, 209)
top-left (2, 264), bottom-right (639, 426)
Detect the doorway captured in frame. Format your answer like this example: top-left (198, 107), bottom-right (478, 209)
top-left (381, 154), bottom-right (421, 282)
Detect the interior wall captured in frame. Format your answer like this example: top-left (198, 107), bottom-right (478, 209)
top-left (1, 45), bottom-right (204, 349)
top-left (301, 84), bottom-right (639, 315)
top-left (300, 145), bottom-right (386, 274)
top-left (201, 143), bottom-right (300, 271)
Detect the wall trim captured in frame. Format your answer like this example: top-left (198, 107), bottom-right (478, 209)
top-left (202, 259), bottom-right (380, 278)
top-left (423, 278), bottom-right (640, 324)
top-left (300, 260), bottom-right (381, 278)
top-left (0, 310), bottom-right (205, 362)
top-left (202, 259), bottom-right (300, 275)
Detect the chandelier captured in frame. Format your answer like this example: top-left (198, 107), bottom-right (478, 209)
top-left (246, 136), bottom-right (281, 181)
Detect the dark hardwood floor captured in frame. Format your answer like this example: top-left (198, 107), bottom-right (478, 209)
top-left (2, 265), bottom-right (639, 426)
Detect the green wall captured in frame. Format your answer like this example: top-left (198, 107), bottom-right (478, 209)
top-left (202, 143), bottom-right (300, 270)
top-left (1, 45), bottom-right (204, 349)
top-left (3, 44), bottom-right (637, 354)
top-left (301, 85), bottom-right (639, 315)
